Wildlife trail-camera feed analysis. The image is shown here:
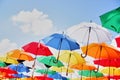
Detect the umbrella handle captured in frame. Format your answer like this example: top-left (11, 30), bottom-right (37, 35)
top-left (81, 53), bottom-right (87, 58)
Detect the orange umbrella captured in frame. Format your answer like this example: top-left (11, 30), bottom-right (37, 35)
top-left (7, 49), bottom-right (34, 61)
top-left (81, 42), bottom-right (120, 59)
top-left (70, 63), bottom-right (97, 70)
top-left (85, 77), bottom-right (108, 80)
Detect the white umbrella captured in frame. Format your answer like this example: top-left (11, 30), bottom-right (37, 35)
top-left (67, 22), bottom-right (112, 45)
top-left (67, 22), bottom-right (112, 58)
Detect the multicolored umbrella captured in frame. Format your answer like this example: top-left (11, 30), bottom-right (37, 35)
top-left (37, 56), bottom-right (64, 67)
top-left (100, 7), bottom-right (120, 33)
top-left (7, 49), bottom-right (34, 61)
top-left (42, 33), bottom-right (80, 60)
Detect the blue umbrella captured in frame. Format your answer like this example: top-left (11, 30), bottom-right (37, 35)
top-left (8, 63), bottom-right (30, 72)
top-left (48, 72), bottom-right (67, 80)
top-left (12, 73), bottom-right (29, 78)
top-left (42, 33), bottom-right (80, 60)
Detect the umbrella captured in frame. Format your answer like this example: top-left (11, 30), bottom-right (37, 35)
top-left (94, 58), bottom-right (120, 67)
top-left (49, 66), bottom-right (74, 73)
top-left (78, 70), bottom-right (104, 78)
top-left (0, 67), bottom-right (17, 74)
top-left (70, 63), bottom-right (96, 70)
top-left (100, 7), bottom-right (120, 33)
top-left (81, 42), bottom-right (120, 59)
top-left (0, 56), bottom-right (19, 64)
top-left (35, 69), bottom-right (56, 74)
top-left (22, 42), bottom-right (53, 56)
top-left (7, 49), bottom-right (34, 61)
top-left (37, 56), bottom-right (64, 67)
top-left (8, 63), bottom-right (30, 72)
top-left (59, 50), bottom-right (85, 75)
top-left (115, 36), bottom-right (120, 47)
top-left (34, 75), bottom-right (53, 80)
top-left (67, 22), bottom-right (111, 58)
top-left (85, 77), bottom-right (108, 80)
top-left (42, 33), bottom-right (80, 60)
top-left (0, 61), bottom-right (6, 67)
top-left (100, 67), bottom-right (120, 76)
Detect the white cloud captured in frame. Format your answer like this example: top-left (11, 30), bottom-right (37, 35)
top-left (12, 9), bottom-right (55, 36)
top-left (0, 39), bottom-right (18, 56)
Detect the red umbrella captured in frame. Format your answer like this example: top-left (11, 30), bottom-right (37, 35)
top-left (34, 75), bottom-right (53, 80)
top-left (22, 42), bottom-right (53, 56)
top-left (0, 68), bottom-right (17, 74)
top-left (115, 36), bottom-right (120, 48)
top-left (107, 75), bottom-right (120, 80)
top-left (94, 58), bottom-right (120, 67)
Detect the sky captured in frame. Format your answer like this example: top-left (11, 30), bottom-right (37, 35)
top-left (0, 0), bottom-right (120, 55)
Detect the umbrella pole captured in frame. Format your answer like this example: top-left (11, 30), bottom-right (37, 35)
top-left (66, 53), bottom-right (71, 76)
top-left (81, 27), bottom-right (91, 58)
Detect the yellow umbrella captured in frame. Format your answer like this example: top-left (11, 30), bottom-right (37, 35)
top-left (0, 56), bottom-right (18, 64)
top-left (100, 67), bottom-right (120, 76)
top-left (50, 66), bottom-right (74, 73)
top-left (7, 49), bottom-right (34, 61)
top-left (59, 50), bottom-right (85, 75)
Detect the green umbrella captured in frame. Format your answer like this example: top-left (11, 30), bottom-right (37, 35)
top-left (35, 69), bottom-right (56, 74)
top-left (37, 56), bottom-right (64, 67)
top-left (78, 70), bottom-right (104, 78)
top-left (100, 7), bottom-right (120, 33)
top-left (0, 61), bottom-right (6, 67)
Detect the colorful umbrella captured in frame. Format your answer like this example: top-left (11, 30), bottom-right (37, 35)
top-left (78, 70), bottom-right (104, 78)
top-left (35, 69), bottom-right (56, 74)
top-left (37, 56), bottom-right (64, 67)
top-left (81, 42), bottom-right (120, 59)
top-left (50, 66), bottom-right (74, 73)
top-left (59, 50), bottom-right (85, 75)
top-left (42, 33), bottom-right (80, 60)
top-left (100, 7), bottom-right (120, 33)
top-left (67, 22), bottom-right (111, 58)
top-left (7, 49), bottom-right (34, 61)
top-left (70, 63), bottom-right (96, 70)
top-left (94, 58), bottom-right (120, 67)
top-left (0, 57), bottom-right (19, 64)
top-left (100, 67), bottom-right (120, 76)
top-left (22, 42), bottom-right (53, 56)
top-left (8, 63), bottom-right (30, 72)
top-left (0, 61), bottom-right (6, 67)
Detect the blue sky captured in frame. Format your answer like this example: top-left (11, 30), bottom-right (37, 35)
top-left (0, 0), bottom-right (120, 55)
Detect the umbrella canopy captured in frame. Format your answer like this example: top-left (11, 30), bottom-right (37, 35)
top-left (70, 63), bottom-right (96, 70)
top-left (78, 70), bottom-right (104, 78)
top-left (22, 42), bottom-right (53, 56)
top-left (100, 67), bottom-right (120, 76)
top-left (100, 7), bottom-right (120, 33)
top-left (37, 56), bottom-right (64, 67)
top-left (85, 77), bottom-right (108, 80)
top-left (34, 75), bottom-right (53, 80)
top-left (81, 42), bottom-right (120, 59)
top-left (94, 58), bottom-right (120, 67)
top-left (49, 66), bottom-right (74, 73)
top-left (12, 73), bottom-right (29, 78)
top-left (107, 75), bottom-right (120, 79)
top-left (42, 33), bottom-right (80, 50)
top-left (7, 49), bottom-right (34, 61)
top-left (59, 50), bottom-right (85, 65)
top-left (0, 67), bottom-right (17, 74)
top-left (115, 36), bottom-right (120, 47)
top-left (35, 69), bottom-right (56, 74)
top-left (0, 57), bottom-right (19, 64)
top-left (8, 63), bottom-right (30, 72)
top-left (66, 22), bottom-right (111, 45)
